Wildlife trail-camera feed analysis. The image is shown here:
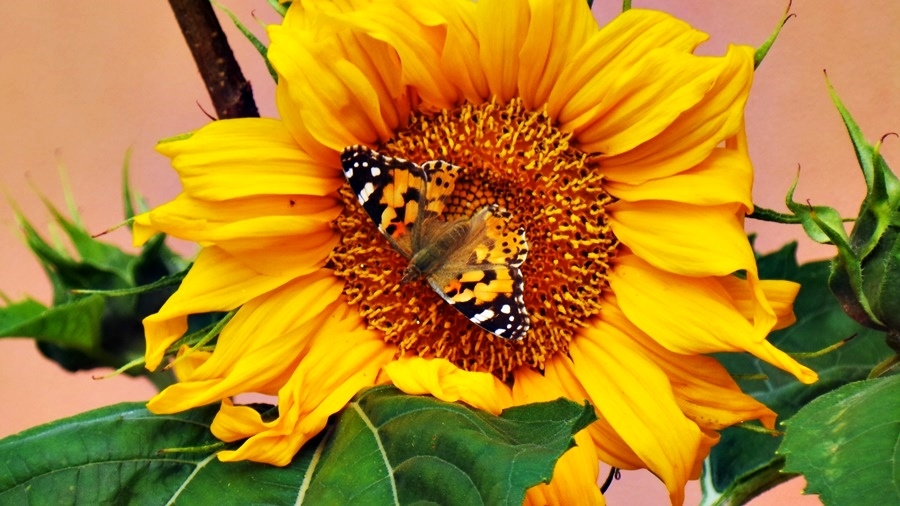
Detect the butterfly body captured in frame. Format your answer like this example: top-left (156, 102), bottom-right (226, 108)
top-left (340, 145), bottom-right (530, 341)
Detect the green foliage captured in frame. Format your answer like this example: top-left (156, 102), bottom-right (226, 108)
top-left (780, 375), bottom-right (900, 505)
top-left (214, 0), bottom-right (278, 82)
top-left (754, 2), bottom-right (794, 69)
top-left (784, 80), bottom-right (900, 333)
top-left (0, 161), bottom-right (188, 378)
top-left (0, 387), bottom-right (595, 505)
top-left (702, 243), bottom-right (894, 504)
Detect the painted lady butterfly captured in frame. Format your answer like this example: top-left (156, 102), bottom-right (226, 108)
top-left (340, 145), bottom-right (530, 341)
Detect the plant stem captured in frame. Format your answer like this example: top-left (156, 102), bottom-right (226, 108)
top-left (168, 0), bottom-right (260, 119)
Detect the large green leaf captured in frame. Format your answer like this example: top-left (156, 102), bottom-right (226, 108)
top-left (702, 242), bottom-right (893, 503)
top-left (780, 375), bottom-right (900, 505)
top-left (305, 386), bottom-right (595, 505)
top-left (0, 387), bottom-right (594, 505)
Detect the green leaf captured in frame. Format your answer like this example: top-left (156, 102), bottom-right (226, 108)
top-left (0, 295), bottom-right (104, 351)
top-left (0, 402), bottom-right (310, 505)
top-left (703, 242), bottom-right (894, 503)
top-left (780, 375), bottom-right (900, 505)
top-left (0, 388), bottom-right (594, 505)
top-left (303, 386), bottom-right (596, 505)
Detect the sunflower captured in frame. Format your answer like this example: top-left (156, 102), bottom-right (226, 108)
top-left (134, 1), bottom-right (818, 503)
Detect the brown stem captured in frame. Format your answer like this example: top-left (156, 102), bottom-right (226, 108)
top-left (168, 0), bottom-right (259, 119)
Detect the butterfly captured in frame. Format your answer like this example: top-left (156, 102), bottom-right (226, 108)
top-left (340, 145), bottom-right (530, 341)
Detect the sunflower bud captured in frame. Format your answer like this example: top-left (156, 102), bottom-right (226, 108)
top-left (787, 80), bottom-right (900, 337)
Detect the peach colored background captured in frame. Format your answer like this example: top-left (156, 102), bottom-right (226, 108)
top-left (1, 1), bottom-right (897, 504)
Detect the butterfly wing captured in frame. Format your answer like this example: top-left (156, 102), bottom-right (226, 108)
top-left (340, 145), bottom-right (429, 258)
top-left (342, 146), bottom-right (530, 341)
top-left (427, 205), bottom-right (530, 341)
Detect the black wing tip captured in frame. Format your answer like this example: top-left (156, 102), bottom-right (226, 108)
top-left (340, 144), bottom-right (367, 162)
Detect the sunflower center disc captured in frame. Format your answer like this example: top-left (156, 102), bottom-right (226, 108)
top-left (329, 98), bottom-right (617, 379)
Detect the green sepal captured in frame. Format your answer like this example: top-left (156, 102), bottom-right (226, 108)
top-left (214, 0), bottom-right (278, 82)
top-left (754, 2), bottom-right (795, 69)
top-left (269, 0), bottom-right (289, 16)
top-left (783, 173), bottom-right (848, 246)
top-left (2, 156), bottom-right (189, 379)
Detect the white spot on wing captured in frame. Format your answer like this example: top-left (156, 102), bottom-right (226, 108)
top-left (360, 182), bottom-right (376, 202)
top-left (472, 308), bottom-right (495, 323)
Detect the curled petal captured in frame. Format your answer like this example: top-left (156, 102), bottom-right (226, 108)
top-left (383, 357), bottom-right (512, 414)
top-left (332, 1), bottom-right (460, 109)
top-left (601, 45), bottom-right (754, 181)
top-left (402, 0), bottom-right (488, 103)
top-left (213, 313), bottom-right (396, 466)
top-left (147, 271), bottom-right (345, 413)
top-left (570, 324), bottom-right (700, 505)
top-left (142, 246), bottom-right (312, 370)
top-left (718, 276), bottom-right (800, 330)
top-left (170, 345), bottom-right (211, 382)
top-left (599, 301), bottom-right (778, 430)
top-left (269, 1), bottom-right (412, 150)
top-left (609, 254), bottom-right (817, 383)
top-left (548, 9), bottom-right (707, 132)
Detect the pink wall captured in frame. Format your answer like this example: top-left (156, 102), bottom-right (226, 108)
top-left (2, 1), bottom-right (896, 503)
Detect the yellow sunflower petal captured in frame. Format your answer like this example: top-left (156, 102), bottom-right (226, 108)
top-left (514, 367), bottom-right (605, 505)
top-left (608, 201), bottom-right (755, 277)
top-left (524, 428), bottom-right (605, 506)
top-left (142, 246), bottom-right (314, 370)
top-left (147, 271), bottom-right (344, 413)
top-left (718, 276), bottom-right (800, 330)
top-left (542, 354), bottom-right (645, 470)
top-left (573, 49), bottom-right (724, 156)
top-left (604, 147), bottom-right (753, 210)
top-left (132, 192), bottom-right (339, 245)
top-left (213, 317), bottom-right (396, 466)
top-left (599, 301), bottom-right (778, 430)
top-left (548, 9), bottom-right (707, 130)
top-left (516, 0), bottom-right (597, 110)
top-left (383, 357), bottom-right (512, 414)
top-left (600, 45), bottom-right (754, 181)
top-left (403, 0), bottom-right (488, 103)
top-left (155, 118), bottom-right (342, 201)
top-left (609, 255), bottom-right (817, 383)
top-left (472, 0), bottom-right (531, 103)
top-left (332, 2), bottom-right (461, 110)
top-left (269, 5), bottom-right (410, 150)
top-left (170, 345), bottom-right (211, 382)
top-left (570, 324), bottom-right (700, 505)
